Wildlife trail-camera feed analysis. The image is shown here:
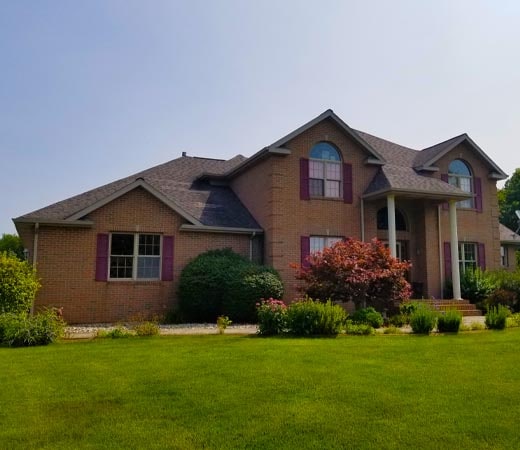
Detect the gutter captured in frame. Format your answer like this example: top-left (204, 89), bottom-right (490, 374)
top-left (180, 224), bottom-right (264, 235)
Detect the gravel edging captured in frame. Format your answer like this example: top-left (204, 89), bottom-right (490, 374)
top-left (64, 323), bottom-right (258, 339)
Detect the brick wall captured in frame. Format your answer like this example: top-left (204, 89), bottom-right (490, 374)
top-left (22, 187), bottom-right (250, 324)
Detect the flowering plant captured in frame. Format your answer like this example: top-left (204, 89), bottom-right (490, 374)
top-left (256, 298), bottom-right (287, 335)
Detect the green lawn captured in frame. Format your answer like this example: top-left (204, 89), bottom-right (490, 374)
top-left (1, 330), bottom-right (520, 449)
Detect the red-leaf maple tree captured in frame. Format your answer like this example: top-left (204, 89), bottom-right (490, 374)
top-left (293, 238), bottom-right (411, 311)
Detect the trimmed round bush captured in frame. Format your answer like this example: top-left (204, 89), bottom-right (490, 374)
top-left (0, 252), bottom-right (40, 314)
top-left (224, 269), bottom-right (284, 322)
top-left (351, 307), bottom-right (383, 329)
top-left (178, 249), bottom-right (284, 323)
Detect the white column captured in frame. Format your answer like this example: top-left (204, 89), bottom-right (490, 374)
top-left (449, 200), bottom-right (462, 300)
top-left (387, 194), bottom-right (397, 258)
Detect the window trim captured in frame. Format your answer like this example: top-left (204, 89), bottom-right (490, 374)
top-left (500, 246), bottom-right (508, 267)
top-left (108, 233), bottom-right (162, 281)
top-left (458, 242), bottom-right (477, 274)
top-left (448, 159), bottom-right (474, 209)
top-left (309, 142), bottom-right (343, 199)
top-left (310, 235), bottom-right (343, 254)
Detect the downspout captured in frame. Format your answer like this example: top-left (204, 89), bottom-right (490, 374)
top-left (31, 222), bottom-right (39, 315)
top-left (249, 231), bottom-right (256, 262)
top-left (438, 206), bottom-right (443, 299)
top-left (360, 198), bottom-right (365, 242)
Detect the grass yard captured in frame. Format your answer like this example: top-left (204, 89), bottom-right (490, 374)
top-left (1, 330), bottom-right (520, 449)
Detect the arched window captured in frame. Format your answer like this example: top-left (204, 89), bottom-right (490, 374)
top-left (448, 159), bottom-right (474, 208)
top-left (309, 142), bottom-right (342, 198)
top-left (377, 207), bottom-right (407, 231)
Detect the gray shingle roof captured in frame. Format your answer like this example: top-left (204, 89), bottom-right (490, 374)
top-left (499, 224), bottom-right (520, 244)
top-left (17, 155), bottom-right (262, 229)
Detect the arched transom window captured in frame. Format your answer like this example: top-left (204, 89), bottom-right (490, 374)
top-left (448, 159), bottom-right (474, 208)
top-left (309, 142), bottom-right (342, 198)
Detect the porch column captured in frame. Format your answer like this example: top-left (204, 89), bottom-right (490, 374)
top-left (387, 194), bottom-right (397, 258)
top-left (449, 200), bottom-right (462, 300)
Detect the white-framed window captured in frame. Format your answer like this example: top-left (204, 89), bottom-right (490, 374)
top-left (309, 142), bottom-right (342, 198)
top-left (501, 246), bottom-right (508, 267)
top-left (383, 241), bottom-right (405, 261)
top-left (458, 242), bottom-right (477, 273)
top-left (310, 236), bottom-right (343, 254)
top-left (448, 159), bottom-right (474, 209)
top-left (110, 233), bottom-right (161, 280)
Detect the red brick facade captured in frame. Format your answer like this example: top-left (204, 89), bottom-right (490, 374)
top-left (15, 113), bottom-right (505, 323)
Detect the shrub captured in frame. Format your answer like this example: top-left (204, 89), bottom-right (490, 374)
top-left (351, 307), bottom-right (384, 329)
top-left (437, 309), bottom-right (462, 333)
top-left (399, 301), bottom-right (420, 316)
top-left (485, 270), bottom-right (520, 311)
top-left (256, 298), bottom-right (287, 336)
top-left (383, 326), bottom-right (403, 335)
top-left (486, 289), bottom-right (517, 312)
top-left (409, 305), bottom-right (437, 334)
top-left (345, 322), bottom-right (375, 335)
top-left (178, 249), bottom-right (283, 323)
top-left (97, 325), bottom-right (133, 338)
top-left (388, 314), bottom-right (406, 327)
top-left (224, 269), bottom-right (284, 323)
top-left (460, 268), bottom-right (495, 305)
top-left (133, 321), bottom-right (160, 336)
top-left (507, 313), bottom-right (520, 328)
top-left (293, 238), bottom-right (411, 312)
top-left (286, 298), bottom-right (347, 336)
top-left (0, 309), bottom-right (65, 347)
top-left (485, 305), bottom-right (509, 330)
top-left (216, 316), bottom-right (232, 334)
top-left (0, 252), bottom-right (40, 314)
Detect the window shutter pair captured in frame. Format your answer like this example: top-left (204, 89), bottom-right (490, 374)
top-left (441, 173), bottom-right (483, 213)
top-left (299, 158), bottom-right (353, 203)
top-left (443, 241), bottom-right (486, 280)
top-left (95, 234), bottom-right (174, 281)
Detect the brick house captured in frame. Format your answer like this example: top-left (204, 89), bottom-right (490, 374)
top-left (499, 224), bottom-right (520, 271)
top-left (14, 110), bottom-right (507, 323)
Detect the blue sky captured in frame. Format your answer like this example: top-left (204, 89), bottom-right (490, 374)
top-left (1, 0), bottom-right (520, 234)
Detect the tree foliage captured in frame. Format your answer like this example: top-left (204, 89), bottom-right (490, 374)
top-left (0, 252), bottom-right (40, 314)
top-left (0, 233), bottom-right (24, 260)
top-left (293, 238), bottom-right (411, 311)
top-left (499, 168), bottom-right (520, 232)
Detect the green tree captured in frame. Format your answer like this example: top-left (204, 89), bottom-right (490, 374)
top-left (0, 252), bottom-right (40, 314)
top-left (499, 168), bottom-right (520, 232)
top-left (0, 234), bottom-right (24, 260)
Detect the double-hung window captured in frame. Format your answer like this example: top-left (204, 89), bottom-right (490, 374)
top-left (458, 242), bottom-right (477, 274)
top-left (448, 159), bottom-right (474, 209)
top-left (310, 236), bottom-right (342, 254)
top-left (309, 142), bottom-right (342, 198)
top-left (110, 233), bottom-right (161, 280)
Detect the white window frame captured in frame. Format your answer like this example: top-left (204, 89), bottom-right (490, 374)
top-left (310, 236), bottom-right (343, 254)
top-left (383, 241), bottom-right (404, 261)
top-left (458, 242), bottom-right (477, 274)
top-left (448, 161), bottom-right (474, 209)
top-left (500, 246), bottom-right (508, 267)
top-left (109, 233), bottom-right (162, 281)
top-left (309, 159), bottom-right (342, 199)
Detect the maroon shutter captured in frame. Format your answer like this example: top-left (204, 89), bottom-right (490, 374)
top-left (441, 174), bottom-right (449, 210)
top-left (444, 241), bottom-right (452, 280)
top-left (343, 163), bottom-right (353, 204)
top-left (300, 158), bottom-right (310, 200)
top-left (95, 233), bottom-right (109, 281)
top-left (300, 236), bottom-right (310, 268)
top-left (474, 177), bottom-right (483, 212)
top-left (478, 243), bottom-right (486, 270)
top-left (161, 236), bottom-right (174, 281)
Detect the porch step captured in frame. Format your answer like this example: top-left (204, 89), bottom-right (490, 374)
top-left (415, 300), bottom-right (483, 316)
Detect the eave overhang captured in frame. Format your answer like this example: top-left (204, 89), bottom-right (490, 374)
top-left (362, 188), bottom-right (474, 202)
top-left (180, 224), bottom-right (264, 235)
